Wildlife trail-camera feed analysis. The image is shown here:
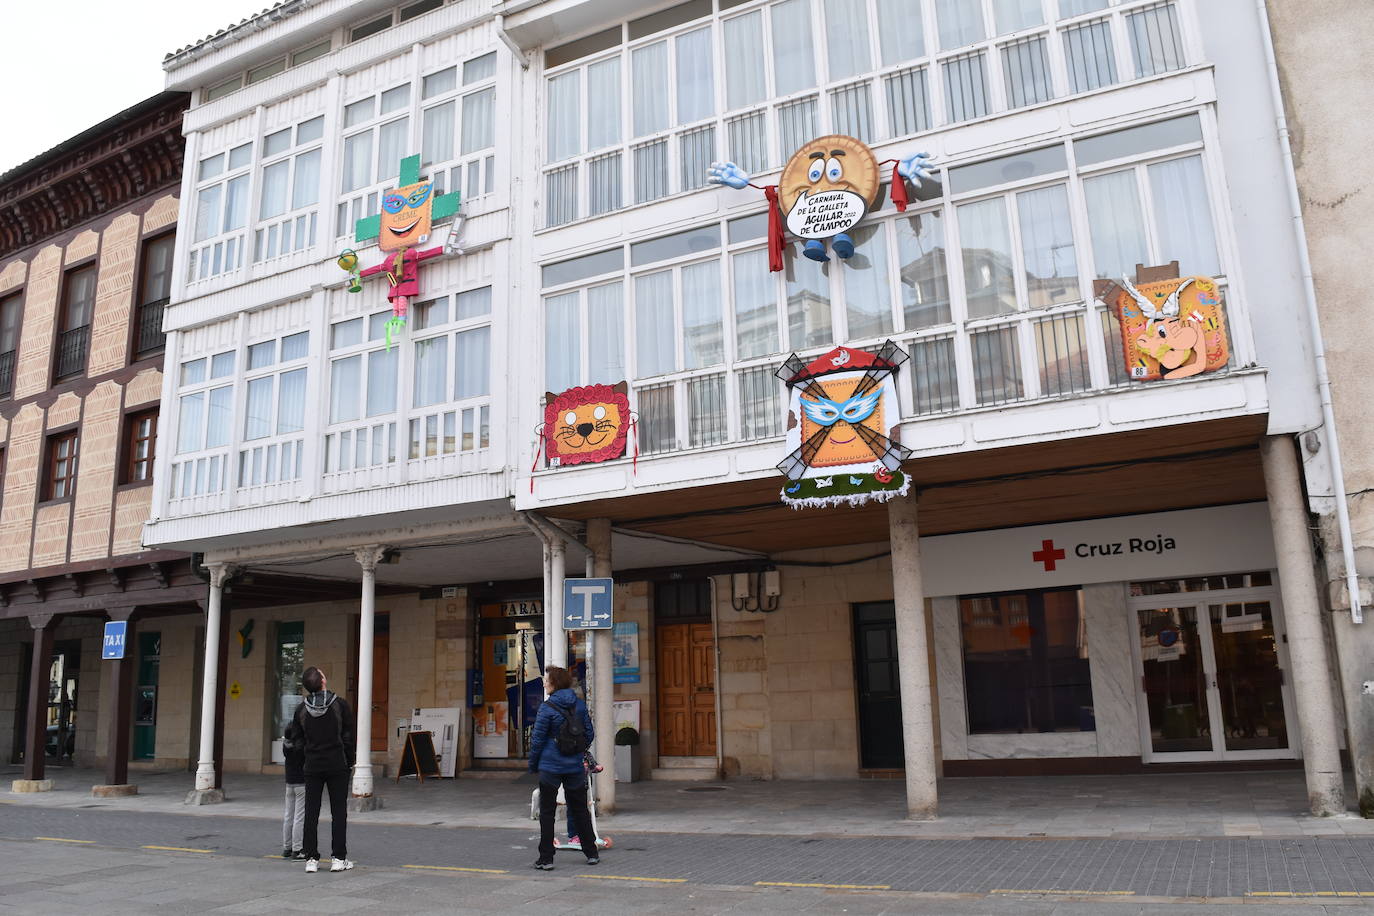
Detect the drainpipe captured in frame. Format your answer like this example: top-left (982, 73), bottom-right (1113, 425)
top-left (519, 512), bottom-right (585, 669)
top-left (1256, 0), bottom-right (1363, 622)
top-left (708, 576), bottom-right (725, 780)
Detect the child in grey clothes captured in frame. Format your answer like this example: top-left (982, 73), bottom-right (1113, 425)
top-left (281, 714), bottom-right (307, 858)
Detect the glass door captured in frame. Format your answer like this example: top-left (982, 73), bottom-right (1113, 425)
top-left (1136, 606), bottom-right (1213, 755)
top-left (1130, 575), bottom-right (1295, 762)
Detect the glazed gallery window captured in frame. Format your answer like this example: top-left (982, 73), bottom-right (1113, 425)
top-left (176, 351), bottom-right (236, 454)
top-left (342, 85), bottom-right (412, 193)
top-left (329, 311), bottom-right (399, 424)
top-left (540, 0), bottom-right (1188, 226)
top-left (190, 142), bottom-right (253, 281)
top-left (960, 587), bottom-right (1094, 735)
top-left (255, 116), bottom-right (324, 263)
top-left (420, 52), bottom-right (498, 200)
top-left (242, 333), bottom-right (309, 441)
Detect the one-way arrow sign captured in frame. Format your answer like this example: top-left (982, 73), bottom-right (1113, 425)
top-left (563, 578), bottom-right (613, 630)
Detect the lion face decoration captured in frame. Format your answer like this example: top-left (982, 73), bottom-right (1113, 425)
top-left (544, 382), bottom-right (631, 466)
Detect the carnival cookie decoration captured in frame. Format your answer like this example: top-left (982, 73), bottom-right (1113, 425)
top-left (336, 153), bottom-right (464, 349)
top-left (776, 341), bottom-right (912, 509)
top-left (708, 139), bottom-right (933, 270)
top-left (542, 382), bottom-right (632, 467)
top-left (1094, 262), bottom-right (1229, 381)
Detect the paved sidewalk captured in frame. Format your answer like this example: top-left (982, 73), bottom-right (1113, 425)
top-left (6, 764), bottom-right (1374, 839)
top-left (7, 813), bottom-right (1374, 913)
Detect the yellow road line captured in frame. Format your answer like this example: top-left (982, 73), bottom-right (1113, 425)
top-left (142, 845), bottom-right (212, 854)
top-left (35, 837), bottom-right (94, 844)
top-left (752, 878), bottom-right (890, 889)
top-left (991, 889), bottom-right (1134, 896)
top-left (576, 874), bottom-right (687, 883)
top-left (1249, 891), bottom-right (1374, 898)
top-left (404, 864), bottom-right (508, 875)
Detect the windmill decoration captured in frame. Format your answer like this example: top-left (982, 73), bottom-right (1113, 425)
top-left (336, 153), bottom-right (464, 349)
top-left (1094, 262), bottom-right (1229, 381)
top-left (775, 341), bottom-right (912, 509)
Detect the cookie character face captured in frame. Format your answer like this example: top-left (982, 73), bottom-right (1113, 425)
top-left (544, 382), bottom-right (631, 466)
top-left (379, 181), bottom-right (434, 251)
top-left (798, 374), bottom-right (885, 468)
top-left (778, 135), bottom-right (881, 240)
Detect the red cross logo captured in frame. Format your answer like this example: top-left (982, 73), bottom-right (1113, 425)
top-left (1032, 539), bottom-right (1066, 572)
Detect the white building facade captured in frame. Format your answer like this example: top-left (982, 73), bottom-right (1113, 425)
top-left (147, 0), bottom-right (1357, 817)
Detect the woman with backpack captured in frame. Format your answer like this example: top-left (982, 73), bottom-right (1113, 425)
top-left (527, 665), bottom-right (599, 870)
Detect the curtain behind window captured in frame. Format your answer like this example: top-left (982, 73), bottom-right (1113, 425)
top-left (276, 369), bottom-right (307, 434)
top-left (635, 271), bottom-right (676, 378)
top-left (588, 282), bottom-right (625, 384)
top-left (1082, 170), bottom-right (1148, 280)
top-left (724, 12), bottom-right (767, 109)
top-left (544, 292), bottom-right (580, 392)
top-left (1149, 156), bottom-right (1220, 276)
top-left (771, 0), bottom-right (817, 96)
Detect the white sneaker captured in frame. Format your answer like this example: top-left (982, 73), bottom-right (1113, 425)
top-left (330, 858), bottom-right (354, 872)
top-left (305, 858), bottom-right (319, 874)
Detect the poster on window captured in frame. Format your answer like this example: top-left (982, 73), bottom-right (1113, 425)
top-left (708, 136), bottom-right (934, 270)
top-left (1095, 264), bottom-right (1229, 382)
top-left (473, 700), bottom-right (508, 759)
top-left (776, 342), bottom-right (912, 509)
top-left (612, 621), bottom-right (640, 684)
top-left (541, 382), bottom-right (632, 467)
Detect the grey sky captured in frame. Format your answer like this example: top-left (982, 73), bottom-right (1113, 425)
top-left (1, 1), bottom-right (266, 173)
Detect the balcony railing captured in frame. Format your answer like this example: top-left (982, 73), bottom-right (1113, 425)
top-left (0, 349), bottom-right (14, 399)
top-left (135, 300), bottom-right (166, 357)
top-left (54, 325), bottom-right (90, 380)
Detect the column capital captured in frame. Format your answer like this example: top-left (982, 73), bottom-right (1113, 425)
top-left (28, 613), bottom-right (53, 631)
top-left (105, 607), bottom-right (137, 622)
top-left (205, 563), bottom-right (237, 589)
top-left (354, 545), bottom-right (388, 573)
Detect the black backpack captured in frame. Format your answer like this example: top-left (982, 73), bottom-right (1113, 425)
top-left (549, 702), bottom-right (588, 756)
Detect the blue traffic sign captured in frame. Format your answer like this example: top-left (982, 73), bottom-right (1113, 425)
top-left (102, 621), bottom-right (128, 660)
top-left (563, 578), bottom-right (614, 629)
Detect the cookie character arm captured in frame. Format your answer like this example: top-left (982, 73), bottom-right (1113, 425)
top-left (707, 161), bottom-right (752, 190)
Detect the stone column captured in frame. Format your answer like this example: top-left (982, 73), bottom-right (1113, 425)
top-left (1261, 435), bottom-right (1345, 816)
top-left (351, 546), bottom-right (386, 810)
top-left (549, 537), bottom-right (567, 669)
top-left (95, 609), bottom-right (139, 797)
top-left (587, 518), bottom-right (615, 815)
top-left (13, 615), bottom-right (54, 792)
top-left (887, 489), bottom-right (938, 820)
top-left (188, 563), bottom-right (232, 804)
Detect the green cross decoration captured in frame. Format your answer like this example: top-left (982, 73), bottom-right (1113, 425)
top-left (352, 154), bottom-right (462, 243)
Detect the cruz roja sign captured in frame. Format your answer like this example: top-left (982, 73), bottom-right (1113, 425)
top-left (563, 578), bottom-right (613, 630)
top-left (102, 620), bottom-right (128, 660)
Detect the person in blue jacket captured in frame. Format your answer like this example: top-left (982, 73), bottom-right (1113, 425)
top-left (528, 665), bottom-right (599, 870)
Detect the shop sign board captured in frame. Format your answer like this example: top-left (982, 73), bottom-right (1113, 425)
top-left (919, 503), bottom-right (1276, 597)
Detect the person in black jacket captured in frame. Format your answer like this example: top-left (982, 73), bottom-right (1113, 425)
top-left (280, 701), bottom-right (307, 859)
top-left (294, 666), bottom-right (356, 873)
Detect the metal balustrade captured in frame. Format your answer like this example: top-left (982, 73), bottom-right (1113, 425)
top-left (54, 325), bottom-right (90, 380)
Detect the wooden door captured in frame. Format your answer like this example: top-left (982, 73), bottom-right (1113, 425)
top-left (371, 632), bottom-right (389, 753)
top-left (657, 623), bottom-right (716, 757)
top-left (688, 624), bottom-right (716, 755)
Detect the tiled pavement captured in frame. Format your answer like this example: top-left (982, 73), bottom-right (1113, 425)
top-left (6, 801), bottom-right (1374, 901)
top-left (8, 764), bottom-right (1374, 839)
